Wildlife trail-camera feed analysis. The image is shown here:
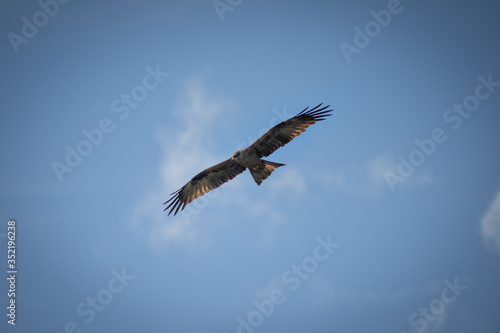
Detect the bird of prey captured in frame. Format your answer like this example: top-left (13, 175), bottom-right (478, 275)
top-left (164, 103), bottom-right (333, 216)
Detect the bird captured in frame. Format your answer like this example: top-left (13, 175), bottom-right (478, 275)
top-left (164, 103), bottom-right (333, 216)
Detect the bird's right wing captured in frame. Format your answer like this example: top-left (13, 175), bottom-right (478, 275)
top-left (163, 158), bottom-right (246, 216)
top-left (248, 103), bottom-right (332, 158)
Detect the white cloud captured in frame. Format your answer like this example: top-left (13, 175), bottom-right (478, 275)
top-left (267, 167), bottom-right (305, 196)
top-left (157, 77), bottom-right (234, 186)
top-left (130, 77), bottom-right (288, 250)
top-left (480, 184), bottom-right (500, 255)
top-left (130, 77), bottom-right (234, 250)
top-left (253, 276), bottom-right (285, 300)
top-left (131, 78), bottom-right (365, 252)
top-left (229, 193), bottom-right (285, 248)
top-left (368, 154), bottom-right (434, 189)
top-left (368, 154), bottom-right (398, 186)
top-left (316, 154), bottom-right (401, 196)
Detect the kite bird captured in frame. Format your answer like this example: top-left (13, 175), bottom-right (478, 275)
top-left (164, 103), bottom-right (333, 216)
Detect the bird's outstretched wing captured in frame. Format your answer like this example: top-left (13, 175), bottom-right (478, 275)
top-left (248, 103), bottom-right (333, 158)
top-left (164, 158), bottom-right (246, 216)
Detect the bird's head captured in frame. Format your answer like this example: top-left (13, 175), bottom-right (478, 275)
top-left (231, 149), bottom-right (244, 160)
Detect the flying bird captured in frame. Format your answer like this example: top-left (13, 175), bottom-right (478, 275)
top-left (164, 103), bottom-right (333, 216)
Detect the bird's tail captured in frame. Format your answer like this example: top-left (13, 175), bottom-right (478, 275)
top-left (250, 160), bottom-right (285, 186)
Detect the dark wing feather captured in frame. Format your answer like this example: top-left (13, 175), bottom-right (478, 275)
top-left (249, 103), bottom-right (333, 157)
top-left (163, 158), bottom-right (246, 216)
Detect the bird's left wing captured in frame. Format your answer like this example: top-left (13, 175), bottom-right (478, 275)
top-left (248, 103), bottom-right (333, 158)
top-left (164, 158), bottom-right (246, 216)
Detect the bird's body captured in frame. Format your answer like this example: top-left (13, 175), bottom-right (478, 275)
top-left (164, 103), bottom-right (333, 216)
top-left (231, 148), bottom-right (259, 168)
top-left (231, 148), bottom-right (285, 185)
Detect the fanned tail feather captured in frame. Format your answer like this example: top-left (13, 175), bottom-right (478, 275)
top-left (249, 160), bottom-right (285, 185)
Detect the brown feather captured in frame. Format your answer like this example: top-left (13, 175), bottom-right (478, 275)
top-left (248, 103), bottom-right (333, 158)
top-left (163, 158), bottom-right (246, 216)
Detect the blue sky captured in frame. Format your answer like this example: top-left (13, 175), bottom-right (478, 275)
top-left (1, 0), bottom-right (500, 332)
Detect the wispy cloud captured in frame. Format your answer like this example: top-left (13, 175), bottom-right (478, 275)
top-left (130, 76), bottom-right (234, 250)
top-left (131, 77), bottom-right (358, 251)
top-left (158, 77), bottom-right (234, 186)
top-left (316, 154), bottom-right (434, 196)
top-left (314, 155), bottom-right (389, 196)
top-left (368, 154), bottom-right (397, 186)
top-left (253, 276), bottom-right (285, 300)
top-left (130, 77), bottom-right (290, 250)
top-left (267, 167), bottom-right (305, 196)
top-left (369, 153), bottom-right (434, 191)
top-left (227, 193), bottom-right (285, 248)
top-left (480, 181), bottom-right (500, 255)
